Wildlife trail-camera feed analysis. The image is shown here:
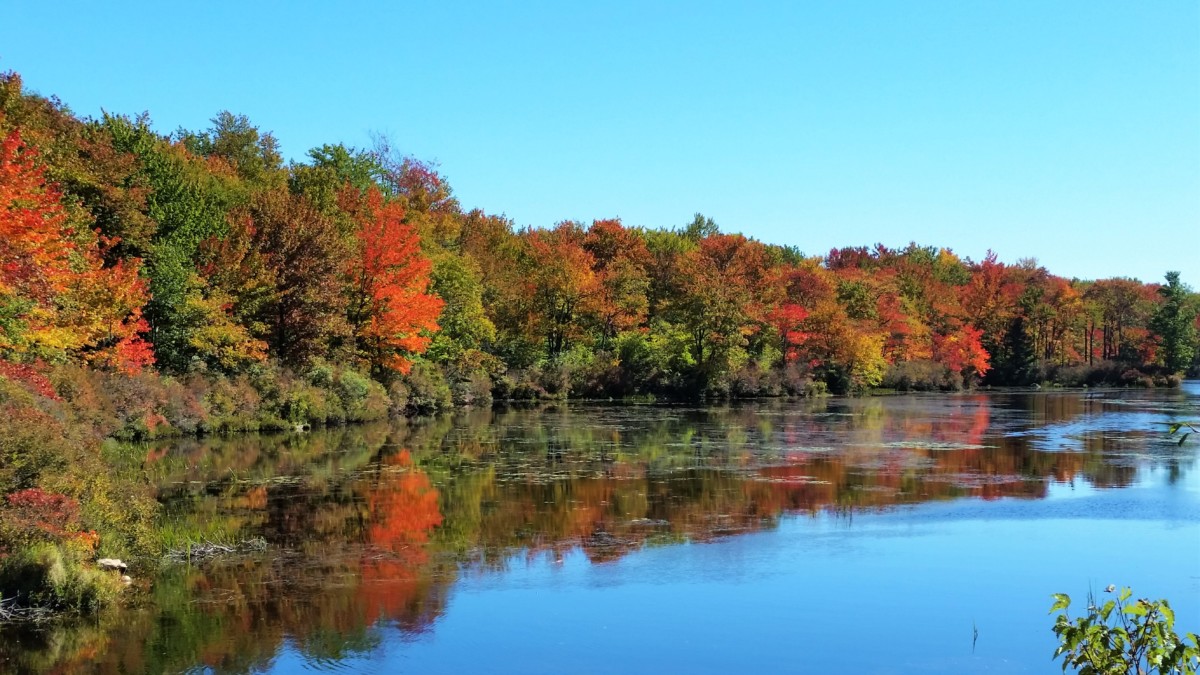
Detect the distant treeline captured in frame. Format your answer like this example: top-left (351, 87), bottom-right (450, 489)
top-left (2, 70), bottom-right (1198, 413)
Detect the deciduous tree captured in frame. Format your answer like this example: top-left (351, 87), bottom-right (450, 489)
top-left (0, 128), bottom-right (153, 371)
top-left (1150, 271), bottom-right (1198, 374)
top-left (342, 186), bottom-right (443, 376)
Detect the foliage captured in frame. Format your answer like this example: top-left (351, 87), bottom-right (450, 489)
top-left (216, 188), bottom-right (350, 365)
top-left (1150, 272), bottom-right (1198, 375)
top-left (103, 113), bottom-right (239, 372)
top-left (341, 186), bottom-right (442, 377)
top-left (0, 65), bottom-right (1179, 625)
top-left (1167, 422), bottom-right (1198, 447)
top-left (402, 361), bottom-right (452, 414)
top-left (881, 359), bottom-right (960, 392)
top-left (3, 66), bottom-right (1197, 416)
top-left (427, 255), bottom-right (496, 362)
top-left (176, 111), bottom-right (284, 188)
top-left (0, 369), bottom-right (159, 610)
top-left (0, 129), bottom-right (153, 370)
top-left (0, 543), bottom-right (121, 612)
top-left (1050, 586), bottom-right (1199, 674)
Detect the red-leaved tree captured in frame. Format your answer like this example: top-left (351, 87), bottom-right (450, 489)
top-left (0, 128), bottom-right (153, 371)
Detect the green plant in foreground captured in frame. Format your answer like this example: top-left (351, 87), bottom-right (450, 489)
top-left (1051, 586), bottom-right (1199, 674)
top-left (1167, 422), bottom-right (1199, 446)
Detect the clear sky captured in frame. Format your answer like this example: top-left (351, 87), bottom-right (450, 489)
top-left (2, 1), bottom-right (1197, 284)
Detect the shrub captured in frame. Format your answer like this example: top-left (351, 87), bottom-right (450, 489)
top-left (0, 360), bottom-right (57, 400)
top-left (451, 371), bottom-right (494, 407)
top-left (334, 368), bottom-right (389, 422)
top-left (404, 362), bottom-right (452, 414)
top-left (203, 375), bottom-right (263, 432)
top-left (778, 363), bottom-right (815, 397)
top-left (246, 362), bottom-right (284, 408)
top-left (387, 380), bottom-right (410, 416)
top-left (281, 381), bottom-right (337, 426)
top-left (611, 328), bottom-right (695, 398)
top-left (1047, 361), bottom-right (1158, 388)
top-left (0, 378), bottom-right (72, 496)
top-left (50, 366), bottom-right (180, 439)
top-left (0, 543), bottom-right (121, 613)
top-left (0, 373), bottom-right (158, 606)
top-left (535, 360), bottom-right (570, 397)
top-left (726, 362), bottom-right (790, 398)
top-left (494, 370), bottom-right (551, 401)
top-left (1051, 586), bottom-right (1199, 674)
top-left (160, 376), bottom-right (209, 434)
top-left (881, 360), bottom-right (960, 392)
top-left (0, 489), bottom-right (94, 555)
top-left (803, 379), bottom-right (829, 397)
top-left (567, 350), bottom-right (624, 399)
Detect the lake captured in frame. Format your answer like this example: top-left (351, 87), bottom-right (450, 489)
top-left (2, 385), bottom-right (1198, 673)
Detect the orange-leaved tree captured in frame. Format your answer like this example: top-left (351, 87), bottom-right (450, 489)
top-left (342, 186), bottom-right (443, 376)
top-left (0, 128), bottom-right (152, 371)
top-left (520, 222), bottom-right (601, 358)
top-left (582, 219), bottom-right (650, 346)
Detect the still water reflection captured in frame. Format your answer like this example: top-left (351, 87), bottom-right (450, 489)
top-left (3, 387), bottom-right (1199, 673)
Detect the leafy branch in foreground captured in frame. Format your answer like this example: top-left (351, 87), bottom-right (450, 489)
top-left (1167, 422), bottom-right (1199, 446)
top-left (1050, 586), bottom-right (1199, 674)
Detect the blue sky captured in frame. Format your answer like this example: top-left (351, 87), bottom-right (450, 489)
top-left (3, 1), bottom-right (1197, 284)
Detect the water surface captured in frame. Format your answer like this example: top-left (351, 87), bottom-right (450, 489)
top-left (3, 386), bottom-right (1198, 673)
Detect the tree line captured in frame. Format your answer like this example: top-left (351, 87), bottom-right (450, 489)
top-left (2, 70), bottom-right (1198, 411)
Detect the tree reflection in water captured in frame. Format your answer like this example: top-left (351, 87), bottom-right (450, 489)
top-left (2, 389), bottom-right (1193, 673)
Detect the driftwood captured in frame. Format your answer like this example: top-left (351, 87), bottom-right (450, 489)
top-left (164, 537), bottom-right (268, 564)
top-left (0, 595), bottom-right (53, 624)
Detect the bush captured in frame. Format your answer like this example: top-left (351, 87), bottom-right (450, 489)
top-left (160, 376), bottom-right (209, 434)
top-left (0, 380), bottom-right (158, 562)
top-left (881, 360), bottom-right (960, 392)
top-left (0, 489), bottom-right (93, 555)
top-left (535, 361), bottom-right (570, 397)
top-left (0, 372), bottom-right (158, 603)
top-left (334, 369), bottom-right (389, 422)
top-left (0, 543), bottom-right (121, 613)
top-left (1051, 586), bottom-right (1199, 674)
top-left (803, 379), bottom-right (829, 397)
top-left (567, 350), bottom-right (625, 399)
top-left (387, 380), bottom-right (410, 416)
top-left (0, 378), bottom-right (72, 496)
top-left (494, 369), bottom-right (554, 401)
top-left (203, 375), bottom-right (263, 432)
top-left (404, 362), bottom-right (452, 414)
top-left (1047, 361), bottom-right (1159, 388)
top-left (281, 380), bottom-right (336, 426)
top-left (724, 362), bottom-right (794, 399)
top-left (451, 371), bottom-right (493, 407)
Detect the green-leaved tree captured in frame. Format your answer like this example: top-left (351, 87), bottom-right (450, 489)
top-left (1150, 272), bottom-right (1198, 375)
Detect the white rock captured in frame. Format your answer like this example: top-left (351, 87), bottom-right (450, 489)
top-left (97, 558), bottom-right (128, 572)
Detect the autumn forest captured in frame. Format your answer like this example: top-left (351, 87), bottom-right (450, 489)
top-left (1, 69), bottom-right (1198, 618)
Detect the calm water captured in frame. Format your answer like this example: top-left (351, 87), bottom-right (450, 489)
top-left (3, 386), bottom-right (1199, 673)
